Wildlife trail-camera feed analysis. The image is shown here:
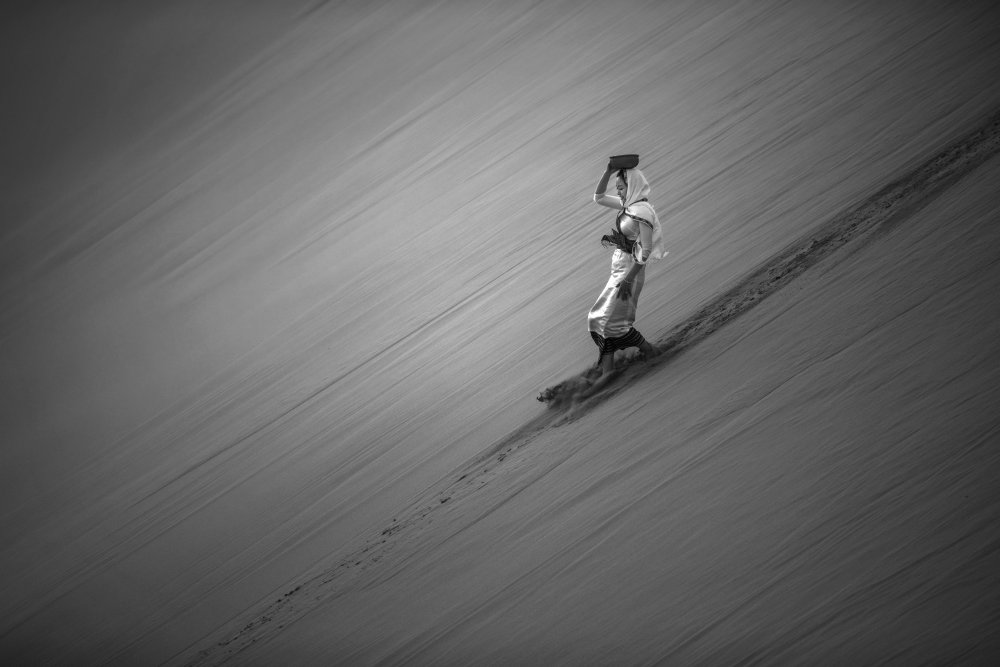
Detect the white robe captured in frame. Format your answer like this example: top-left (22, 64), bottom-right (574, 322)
top-left (588, 168), bottom-right (666, 339)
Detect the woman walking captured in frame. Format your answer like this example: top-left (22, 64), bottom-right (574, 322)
top-left (588, 157), bottom-right (666, 377)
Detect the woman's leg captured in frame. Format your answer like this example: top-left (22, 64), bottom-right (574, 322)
top-left (592, 328), bottom-right (658, 379)
top-left (599, 350), bottom-right (616, 375)
top-left (609, 328), bottom-right (661, 363)
top-left (591, 331), bottom-right (617, 377)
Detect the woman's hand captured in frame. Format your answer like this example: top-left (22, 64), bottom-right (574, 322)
top-left (616, 280), bottom-right (633, 301)
top-left (616, 261), bottom-right (641, 301)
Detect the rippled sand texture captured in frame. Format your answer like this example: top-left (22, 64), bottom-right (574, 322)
top-left (2, 1), bottom-right (999, 665)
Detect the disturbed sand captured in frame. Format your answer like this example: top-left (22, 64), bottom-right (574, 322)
top-left (2, 1), bottom-right (999, 664)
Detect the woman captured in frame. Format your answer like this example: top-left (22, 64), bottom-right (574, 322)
top-left (588, 162), bottom-right (666, 377)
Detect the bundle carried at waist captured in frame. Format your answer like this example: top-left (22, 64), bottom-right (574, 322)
top-left (600, 228), bottom-right (635, 253)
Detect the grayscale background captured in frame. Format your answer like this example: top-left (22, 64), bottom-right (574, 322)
top-left (2, 1), bottom-right (999, 664)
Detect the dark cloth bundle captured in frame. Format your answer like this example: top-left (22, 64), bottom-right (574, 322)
top-left (601, 227), bottom-right (635, 253)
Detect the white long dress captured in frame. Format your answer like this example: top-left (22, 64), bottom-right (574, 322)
top-left (587, 169), bottom-right (665, 342)
top-left (588, 211), bottom-right (650, 339)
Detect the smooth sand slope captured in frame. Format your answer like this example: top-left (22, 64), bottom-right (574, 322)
top-left (239, 155), bottom-right (1000, 667)
top-left (184, 109), bottom-right (1000, 667)
top-left (2, 2), bottom-right (999, 664)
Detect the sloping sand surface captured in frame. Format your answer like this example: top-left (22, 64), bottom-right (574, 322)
top-left (229, 154), bottom-right (1000, 666)
top-left (2, 2), bottom-right (999, 664)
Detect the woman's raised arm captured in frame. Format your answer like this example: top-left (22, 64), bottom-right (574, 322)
top-left (593, 166), bottom-right (622, 209)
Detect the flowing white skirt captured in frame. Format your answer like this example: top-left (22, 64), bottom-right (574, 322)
top-left (588, 248), bottom-right (646, 339)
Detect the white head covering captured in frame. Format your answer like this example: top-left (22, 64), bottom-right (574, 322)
top-left (621, 168), bottom-right (666, 262)
top-left (621, 167), bottom-right (652, 209)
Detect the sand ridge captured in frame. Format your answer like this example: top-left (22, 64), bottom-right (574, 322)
top-left (538, 107), bottom-right (1000, 412)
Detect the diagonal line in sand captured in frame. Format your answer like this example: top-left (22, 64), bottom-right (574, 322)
top-left (176, 107), bottom-right (1000, 667)
top-left (538, 108), bottom-right (1000, 411)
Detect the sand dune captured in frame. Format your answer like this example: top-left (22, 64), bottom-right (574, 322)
top-left (180, 104), bottom-right (1000, 667)
top-left (2, 2), bottom-right (999, 664)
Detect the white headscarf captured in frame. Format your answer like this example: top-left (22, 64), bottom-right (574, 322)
top-left (621, 168), bottom-right (666, 262)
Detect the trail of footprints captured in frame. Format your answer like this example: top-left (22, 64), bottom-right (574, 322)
top-left (191, 107), bottom-right (1000, 665)
top-left (191, 422), bottom-right (543, 665)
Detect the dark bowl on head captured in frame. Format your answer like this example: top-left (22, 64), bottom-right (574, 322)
top-left (609, 154), bottom-right (639, 169)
